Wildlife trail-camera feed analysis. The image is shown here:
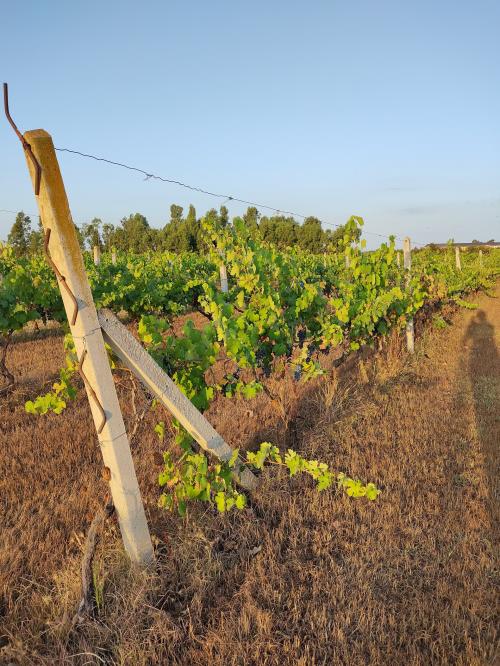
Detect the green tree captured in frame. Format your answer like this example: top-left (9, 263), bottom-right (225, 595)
top-left (259, 215), bottom-right (299, 248)
top-left (243, 206), bottom-right (260, 234)
top-left (219, 205), bottom-right (229, 228)
top-left (163, 204), bottom-right (190, 252)
top-left (184, 204), bottom-right (200, 250)
top-left (27, 217), bottom-right (44, 254)
top-left (300, 217), bottom-right (324, 253)
top-left (113, 213), bottom-right (151, 252)
top-left (7, 212), bottom-right (32, 256)
top-left (170, 205), bottom-right (184, 226)
top-left (102, 222), bottom-right (115, 250)
top-left (81, 218), bottom-right (103, 250)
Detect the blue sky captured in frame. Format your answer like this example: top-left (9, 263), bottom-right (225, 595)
top-left (1, 0), bottom-right (499, 246)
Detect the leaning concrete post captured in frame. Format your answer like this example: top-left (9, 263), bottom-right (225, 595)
top-left (23, 129), bottom-right (153, 565)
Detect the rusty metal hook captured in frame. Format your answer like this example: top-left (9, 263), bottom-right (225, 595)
top-left (43, 228), bottom-right (79, 325)
top-left (77, 348), bottom-right (107, 434)
top-left (3, 83), bottom-right (42, 195)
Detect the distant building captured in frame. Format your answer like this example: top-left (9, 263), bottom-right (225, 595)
top-left (429, 242), bottom-right (500, 249)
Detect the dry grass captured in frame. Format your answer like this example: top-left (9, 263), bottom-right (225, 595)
top-left (0, 288), bottom-right (499, 665)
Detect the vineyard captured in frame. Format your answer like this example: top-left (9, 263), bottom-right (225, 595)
top-left (1, 106), bottom-right (499, 665)
top-left (1, 215), bottom-right (499, 662)
top-left (2, 217), bottom-right (498, 404)
top-left (1, 210), bottom-right (499, 512)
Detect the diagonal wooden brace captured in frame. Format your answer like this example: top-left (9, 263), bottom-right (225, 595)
top-left (97, 309), bottom-right (258, 492)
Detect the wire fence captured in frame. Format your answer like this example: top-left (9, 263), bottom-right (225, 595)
top-left (2, 82), bottom-right (430, 246)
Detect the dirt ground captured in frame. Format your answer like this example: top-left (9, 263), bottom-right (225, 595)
top-left (0, 287), bottom-right (498, 665)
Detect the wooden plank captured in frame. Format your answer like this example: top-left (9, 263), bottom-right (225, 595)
top-left (97, 308), bottom-right (258, 492)
top-left (23, 130), bottom-right (153, 565)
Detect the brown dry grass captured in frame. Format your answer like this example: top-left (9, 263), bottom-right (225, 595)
top-left (0, 288), bottom-right (499, 665)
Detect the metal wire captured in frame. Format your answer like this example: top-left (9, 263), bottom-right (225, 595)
top-left (54, 146), bottom-right (428, 247)
top-left (2, 80), bottom-right (427, 247)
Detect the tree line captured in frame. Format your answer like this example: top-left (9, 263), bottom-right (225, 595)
top-left (5, 204), bottom-right (361, 257)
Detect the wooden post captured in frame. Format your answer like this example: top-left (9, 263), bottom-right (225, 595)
top-left (220, 264), bottom-right (228, 293)
top-left (455, 246), bottom-right (461, 271)
top-left (23, 130), bottom-right (153, 565)
top-left (93, 244), bottom-right (101, 266)
top-left (403, 237), bottom-right (414, 354)
top-left (111, 248), bottom-right (117, 265)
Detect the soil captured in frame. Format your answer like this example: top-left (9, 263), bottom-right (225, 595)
top-left (0, 286), bottom-right (498, 665)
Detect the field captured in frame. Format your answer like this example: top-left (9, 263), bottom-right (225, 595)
top-left (0, 280), bottom-right (498, 664)
top-left (1, 221), bottom-right (499, 664)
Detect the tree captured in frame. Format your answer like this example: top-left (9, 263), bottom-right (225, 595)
top-left (259, 215), bottom-right (299, 248)
top-left (81, 218), bottom-right (103, 250)
top-left (170, 205), bottom-right (184, 226)
top-left (7, 212), bottom-right (32, 256)
top-left (102, 223), bottom-right (115, 250)
top-left (163, 204), bottom-right (192, 252)
top-left (184, 204), bottom-right (200, 250)
top-left (27, 217), bottom-right (44, 254)
top-left (219, 205), bottom-right (229, 228)
top-left (113, 213), bottom-right (151, 252)
top-left (243, 206), bottom-right (260, 234)
top-left (300, 217), bottom-right (324, 253)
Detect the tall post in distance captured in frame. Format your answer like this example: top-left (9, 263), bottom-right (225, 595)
top-left (111, 247), bottom-right (117, 265)
top-left (455, 246), bottom-right (461, 271)
top-left (403, 237), bottom-right (415, 354)
top-left (479, 249), bottom-right (483, 268)
top-left (220, 264), bottom-right (229, 293)
top-left (23, 129), bottom-right (153, 565)
top-left (93, 244), bottom-right (101, 266)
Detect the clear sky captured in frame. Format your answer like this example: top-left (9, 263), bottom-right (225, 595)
top-left (1, 0), bottom-right (499, 246)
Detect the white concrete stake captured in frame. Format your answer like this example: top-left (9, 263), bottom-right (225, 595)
top-left (479, 249), bottom-right (483, 268)
top-left (93, 244), bottom-right (101, 266)
top-left (220, 264), bottom-right (229, 293)
top-left (396, 252), bottom-right (401, 267)
top-left (455, 246), bottom-right (461, 271)
top-left (97, 309), bottom-right (258, 491)
top-left (403, 237), bottom-right (415, 354)
top-left (23, 130), bottom-right (153, 565)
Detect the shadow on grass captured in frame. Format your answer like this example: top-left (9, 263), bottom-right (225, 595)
top-left (463, 309), bottom-right (499, 526)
